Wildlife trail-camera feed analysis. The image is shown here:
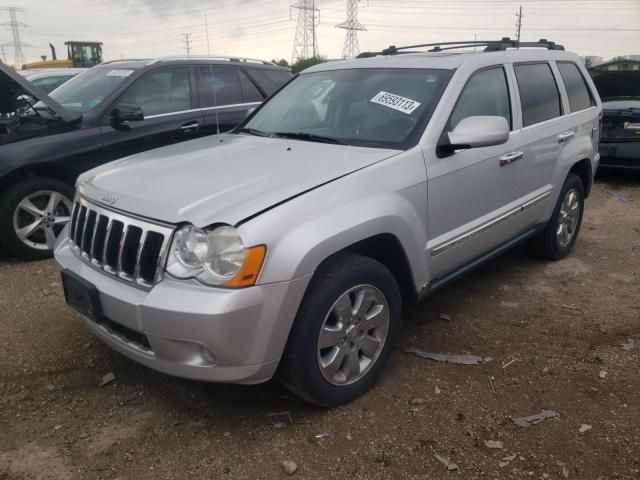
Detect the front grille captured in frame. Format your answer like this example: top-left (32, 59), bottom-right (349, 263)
top-left (68, 197), bottom-right (173, 288)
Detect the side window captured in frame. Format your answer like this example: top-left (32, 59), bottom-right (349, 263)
top-left (514, 63), bottom-right (562, 127)
top-left (239, 70), bottom-right (264, 103)
top-left (118, 67), bottom-right (191, 117)
top-left (197, 66), bottom-right (243, 107)
top-left (449, 67), bottom-right (511, 130)
top-left (557, 62), bottom-right (595, 112)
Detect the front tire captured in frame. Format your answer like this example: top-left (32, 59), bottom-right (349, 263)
top-left (278, 252), bottom-right (401, 407)
top-left (530, 173), bottom-right (584, 260)
top-left (0, 177), bottom-right (74, 260)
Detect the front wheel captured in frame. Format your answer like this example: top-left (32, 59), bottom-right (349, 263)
top-left (278, 252), bottom-right (401, 406)
top-left (0, 177), bottom-right (74, 260)
top-left (529, 172), bottom-right (585, 260)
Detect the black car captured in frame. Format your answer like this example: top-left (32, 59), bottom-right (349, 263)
top-left (592, 70), bottom-right (640, 170)
top-left (0, 57), bottom-right (291, 259)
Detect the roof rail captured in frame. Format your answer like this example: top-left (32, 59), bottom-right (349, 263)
top-left (357, 38), bottom-right (565, 58)
top-left (147, 55), bottom-right (276, 66)
top-left (99, 59), bottom-right (151, 65)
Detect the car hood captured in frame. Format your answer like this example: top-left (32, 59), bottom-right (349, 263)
top-left (592, 71), bottom-right (640, 102)
top-left (78, 133), bottom-right (400, 226)
top-left (0, 63), bottom-right (80, 122)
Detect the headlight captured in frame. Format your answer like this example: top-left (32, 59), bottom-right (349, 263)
top-left (166, 225), bottom-right (265, 287)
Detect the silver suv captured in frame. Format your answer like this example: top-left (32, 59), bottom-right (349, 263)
top-left (55, 39), bottom-right (602, 406)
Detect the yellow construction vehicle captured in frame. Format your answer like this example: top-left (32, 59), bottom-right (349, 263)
top-left (23, 41), bottom-right (103, 70)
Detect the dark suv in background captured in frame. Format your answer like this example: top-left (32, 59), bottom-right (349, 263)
top-left (0, 57), bottom-right (291, 259)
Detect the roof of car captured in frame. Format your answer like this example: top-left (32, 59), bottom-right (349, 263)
top-left (305, 48), bottom-right (582, 74)
top-left (97, 56), bottom-right (288, 71)
top-left (19, 68), bottom-right (86, 78)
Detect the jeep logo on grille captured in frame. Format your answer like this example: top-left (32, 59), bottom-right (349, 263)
top-left (102, 193), bottom-right (118, 206)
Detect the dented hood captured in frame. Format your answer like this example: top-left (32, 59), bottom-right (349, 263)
top-left (78, 133), bottom-right (399, 226)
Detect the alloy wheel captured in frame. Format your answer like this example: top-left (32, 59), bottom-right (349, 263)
top-left (556, 187), bottom-right (580, 248)
top-left (12, 190), bottom-right (73, 251)
top-left (317, 284), bottom-right (389, 386)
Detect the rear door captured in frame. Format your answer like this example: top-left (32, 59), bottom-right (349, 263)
top-left (426, 65), bottom-right (529, 279)
top-left (98, 66), bottom-right (203, 162)
top-left (196, 65), bottom-right (264, 135)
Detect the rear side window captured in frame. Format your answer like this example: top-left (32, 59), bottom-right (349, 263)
top-left (449, 67), bottom-right (511, 130)
top-left (247, 68), bottom-right (291, 96)
top-left (239, 70), bottom-right (264, 103)
top-left (197, 66), bottom-right (243, 107)
top-left (557, 62), bottom-right (595, 112)
top-left (514, 63), bottom-right (562, 127)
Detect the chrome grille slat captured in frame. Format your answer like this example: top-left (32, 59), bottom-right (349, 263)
top-left (67, 197), bottom-right (173, 290)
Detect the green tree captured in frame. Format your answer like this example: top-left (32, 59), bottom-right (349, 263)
top-left (271, 58), bottom-right (289, 68)
top-left (291, 56), bottom-right (326, 74)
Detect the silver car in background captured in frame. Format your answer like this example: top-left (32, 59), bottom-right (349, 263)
top-left (55, 39), bottom-right (601, 406)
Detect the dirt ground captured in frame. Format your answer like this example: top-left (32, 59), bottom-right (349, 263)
top-left (1, 171), bottom-right (639, 480)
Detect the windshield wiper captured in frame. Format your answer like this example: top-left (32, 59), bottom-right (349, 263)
top-left (273, 132), bottom-right (347, 145)
top-left (236, 127), bottom-right (272, 137)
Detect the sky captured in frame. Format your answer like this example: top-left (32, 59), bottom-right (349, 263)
top-left (2, 0), bottom-right (639, 66)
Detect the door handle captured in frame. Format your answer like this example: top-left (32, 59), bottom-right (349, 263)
top-left (558, 131), bottom-right (575, 143)
top-left (180, 121), bottom-right (200, 133)
top-left (499, 151), bottom-right (524, 166)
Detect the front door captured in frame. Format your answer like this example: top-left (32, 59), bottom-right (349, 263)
top-left (97, 66), bottom-right (203, 164)
top-left (426, 66), bottom-right (528, 280)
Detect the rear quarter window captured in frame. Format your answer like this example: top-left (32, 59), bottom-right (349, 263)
top-left (247, 68), bottom-right (291, 96)
top-left (514, 63), bottom-right (562, 127)
top-left (557, 62), bottom-right (595, 112)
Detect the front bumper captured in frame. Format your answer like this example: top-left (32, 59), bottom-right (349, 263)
top-left (599, 141), bottom-right (640, 170)
top-left (55, 238), bottom-right (311, 384)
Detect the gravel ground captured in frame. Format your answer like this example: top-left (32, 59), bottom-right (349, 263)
top-left (1, 172), bottom-right (639, 480)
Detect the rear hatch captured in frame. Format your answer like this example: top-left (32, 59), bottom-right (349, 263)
top-left (593, 71), bottom-right (640, 142)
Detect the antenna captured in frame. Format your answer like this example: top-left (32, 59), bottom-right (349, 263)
top-left (182, 33), bottom-right (192, 56)
top-left (204, 14), bottom-right (211, 56)
top-left (515, 6), bottom-right (523, 43)
top-left (336, 0), bottom-right (366, 59)
top-left (0, 5), bottom-right (30, 68)
top-left (291, 0), bottom-right (319, 63)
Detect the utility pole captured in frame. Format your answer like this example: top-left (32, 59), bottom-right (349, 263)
top-left (291, 0), bottom-right (319, 64)
top-left (182, 33), bottom-right (192, 56)
top-left (0, 5), bottom-right (30, 68)
top-left (336, 0), bottom-right (366, 59)
top-left (515, 5), bottom-right (523, 43)
top-left (0, 44), bottom-right (6, 64)
top-left (204, 13), bottom-right (211, 56)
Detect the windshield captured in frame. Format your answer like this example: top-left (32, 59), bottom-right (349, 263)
top-left (44, 67), bottom-right (134, 113)
top-left (241, 68), bottom-right (451, 149)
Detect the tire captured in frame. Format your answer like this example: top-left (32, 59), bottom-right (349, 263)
top-left (278, 252), bottom-right (402, 407)
top-left (0, 177), bottom-right (75, 260)
top-left (529, 173), bottom-right (584, 260)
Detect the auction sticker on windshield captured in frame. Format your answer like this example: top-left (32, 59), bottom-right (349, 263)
top-left (370, 91), bottom-right (422, 114)
top-left (106, 70), bottom-right (134, 77)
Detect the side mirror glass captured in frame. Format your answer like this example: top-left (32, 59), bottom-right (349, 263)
top-left (442, 115), bottom-right (509, 154)
top-left (110, 104), bottom-right (144, 124)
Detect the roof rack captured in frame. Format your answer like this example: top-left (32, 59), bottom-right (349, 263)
top-left (357, 38), bottom-right (564, 58)
top-left (99, 59), bottom-right (151, 65)
top-left (147, 55), bottom-right (276, 66)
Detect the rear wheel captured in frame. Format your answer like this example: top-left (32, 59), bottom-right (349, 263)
top-left (0, 178), bottom-right (74, 259)
top-left (278, 252), bottom-right (401, 406)
top-left (530, 173), bottom-right (584, 260)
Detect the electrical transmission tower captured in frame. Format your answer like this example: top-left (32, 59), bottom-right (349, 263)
top-left (337, 0), bottom-right (366, 59)
top-left (291, 0), bottom-right (319, 64)
top-left (0, 6), bottom-right (29, 68)
top-left (182, 33), bottom-right (192, 56)
top-left (515, 5), bottom-right (523, 43)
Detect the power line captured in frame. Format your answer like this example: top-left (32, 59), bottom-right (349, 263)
top-left (291, 0), bottom-right (319, 63)
top-left (182, 32), bottom-right (192, 56)
top-left (0, 5), bottom-right (30, 68)
top-left (336, 0), bottom-right (366, 59)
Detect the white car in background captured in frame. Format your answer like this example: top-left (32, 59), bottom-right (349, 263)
top-left (19, 68), bottom-right (86, 94)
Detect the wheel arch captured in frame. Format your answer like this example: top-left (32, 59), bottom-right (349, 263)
top-left (569, 158), bottom-right (592, 197)
top-left (0, 163), bottom-right (76, 196)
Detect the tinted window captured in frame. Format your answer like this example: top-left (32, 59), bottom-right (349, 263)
top-left (247, 68), bottom-right (291, 96)
top-left (449, 67), bottom-right (511, 130)
top-left (514, 63), bottom-right (562, 127)
top-left (239, 70), bottom-right (263, 103)
top-left (32, 75), bottom-right (75, 94)
top-left (197, 66), bottom-right (243, 107)
top-left (557, 62), bottom-right (594, 112)
top-left (119, 67), bottom-right (191, 116)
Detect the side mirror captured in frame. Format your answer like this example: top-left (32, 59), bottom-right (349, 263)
top-left (110, 104), bottom-right (144, 124)
top-left (442, 116), bottom-right (509, 154)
